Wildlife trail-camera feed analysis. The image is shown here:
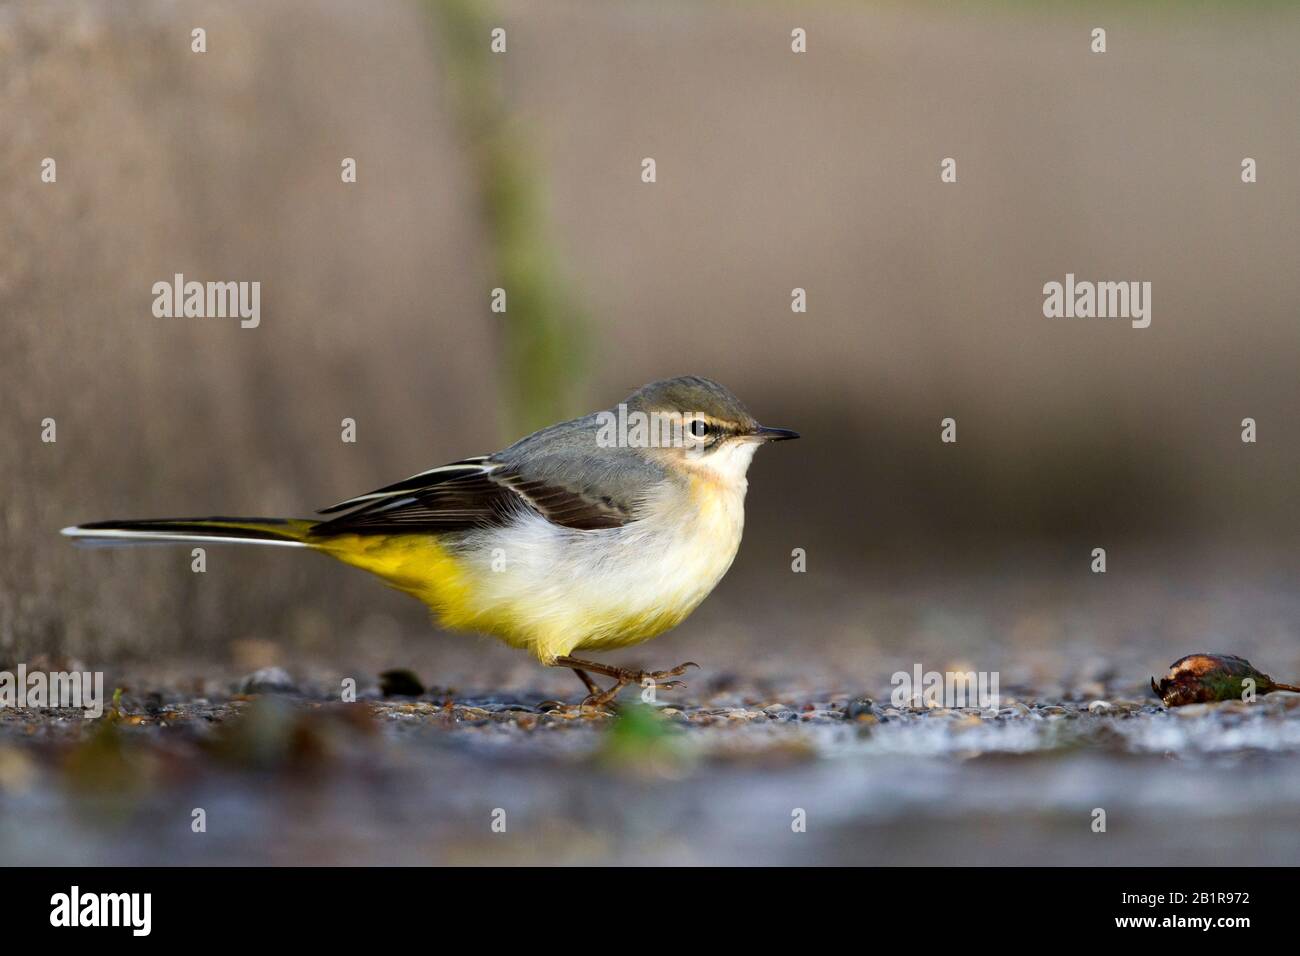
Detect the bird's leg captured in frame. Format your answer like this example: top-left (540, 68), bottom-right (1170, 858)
top-left (554, 656), bottom-right (700, 700)
top-left (570, 668), bottom-right (602, 697)
top-left (559, 663), bottom-right (624, 711)
top-left (554, 656), bottom-right (624, 682)
top-left (584, 675), bottom-right (632, 709)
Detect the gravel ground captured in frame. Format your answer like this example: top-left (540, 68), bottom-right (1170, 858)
top-left (3, 664), bottom-right (1299, 865)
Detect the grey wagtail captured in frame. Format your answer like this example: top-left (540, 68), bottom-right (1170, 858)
top-left (63, 376), bottom-right (798, 705)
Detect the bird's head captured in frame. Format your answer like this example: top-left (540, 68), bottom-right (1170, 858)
top-left (615, 376), bottom-right (798, 486)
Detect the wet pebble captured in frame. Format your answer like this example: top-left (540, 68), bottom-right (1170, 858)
top-left (844, 697), bottom-right (874, 720)
top-left (238, 667), bottom-right (298, 695)
top-left (802, 709), bottom-right (839, 722)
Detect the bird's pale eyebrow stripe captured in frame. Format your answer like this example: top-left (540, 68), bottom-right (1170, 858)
top-left (681, 414), bottom-right (740, 441)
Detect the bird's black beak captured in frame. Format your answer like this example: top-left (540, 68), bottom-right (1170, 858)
top-left (752, 425), bottom-right (800, 442)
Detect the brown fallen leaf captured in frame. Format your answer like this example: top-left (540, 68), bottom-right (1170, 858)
top-left (1151, 653), bottom-right (1300, 707)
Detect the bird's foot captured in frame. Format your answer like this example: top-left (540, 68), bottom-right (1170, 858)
top-left (636, 660), bottom-right (699, 687)
top-left (581, 682), bottom-right (629, 710)
top-left (556, 657), bottom-right (700, 707)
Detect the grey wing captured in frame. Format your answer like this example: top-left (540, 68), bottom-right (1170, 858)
top-left (311, 459), bottom-right (637, 536)
top-left (313, 413), bottom-right (669, 536)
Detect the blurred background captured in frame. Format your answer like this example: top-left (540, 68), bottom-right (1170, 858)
top-left (3, 0), bottom-right (1299, 690)
top-left (5, 0), bottom-right (1300, 870)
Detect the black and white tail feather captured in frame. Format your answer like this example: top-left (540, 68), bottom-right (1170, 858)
top-left (59, 453), bottom-right (632, 547)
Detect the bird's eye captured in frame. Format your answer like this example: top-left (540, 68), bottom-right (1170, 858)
top-left (688, 419), bottom-right (711, 439)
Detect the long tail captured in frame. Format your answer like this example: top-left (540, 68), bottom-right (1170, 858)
top-left (61, 517), bottom-right (317, 548)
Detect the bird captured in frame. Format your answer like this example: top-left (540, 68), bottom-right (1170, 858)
top-left (62, 376), bottom-right (798, 706)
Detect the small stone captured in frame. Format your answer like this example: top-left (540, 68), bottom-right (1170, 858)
top-left (379, 669), bottom-right (425, 697)
top-left (1087, 700), bottom-right (1111, 715)
top-left (803, 710), bottom-right (838, 721)
top-left (844, 697), bottom-right (874, 720)
top-left (238, 666), bottom-right (298, 695)
top-left (453, 706), bottom-right (491, 721)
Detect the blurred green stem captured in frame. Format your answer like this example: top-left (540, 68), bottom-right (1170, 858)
top-left (429, 0), bottom-right (589, 439)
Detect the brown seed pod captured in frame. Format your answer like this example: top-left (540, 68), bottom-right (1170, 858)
top-left (1151, 653), bottom-right (1300, 707)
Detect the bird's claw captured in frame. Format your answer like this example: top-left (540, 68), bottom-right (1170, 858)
top-left (645, 661), bottom-right (699, 682)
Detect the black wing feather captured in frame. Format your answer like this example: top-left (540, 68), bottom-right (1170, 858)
top-left (310, 465), bottom-right (631, 537)
top-left (316, 457), bottom-right (490, 514)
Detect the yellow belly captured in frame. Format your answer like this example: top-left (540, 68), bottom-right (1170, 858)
top-left (316, 533), bottom-right (520, 638)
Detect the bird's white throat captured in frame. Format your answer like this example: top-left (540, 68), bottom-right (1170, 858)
top-left (676, 437), bottom-right (760, 490)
